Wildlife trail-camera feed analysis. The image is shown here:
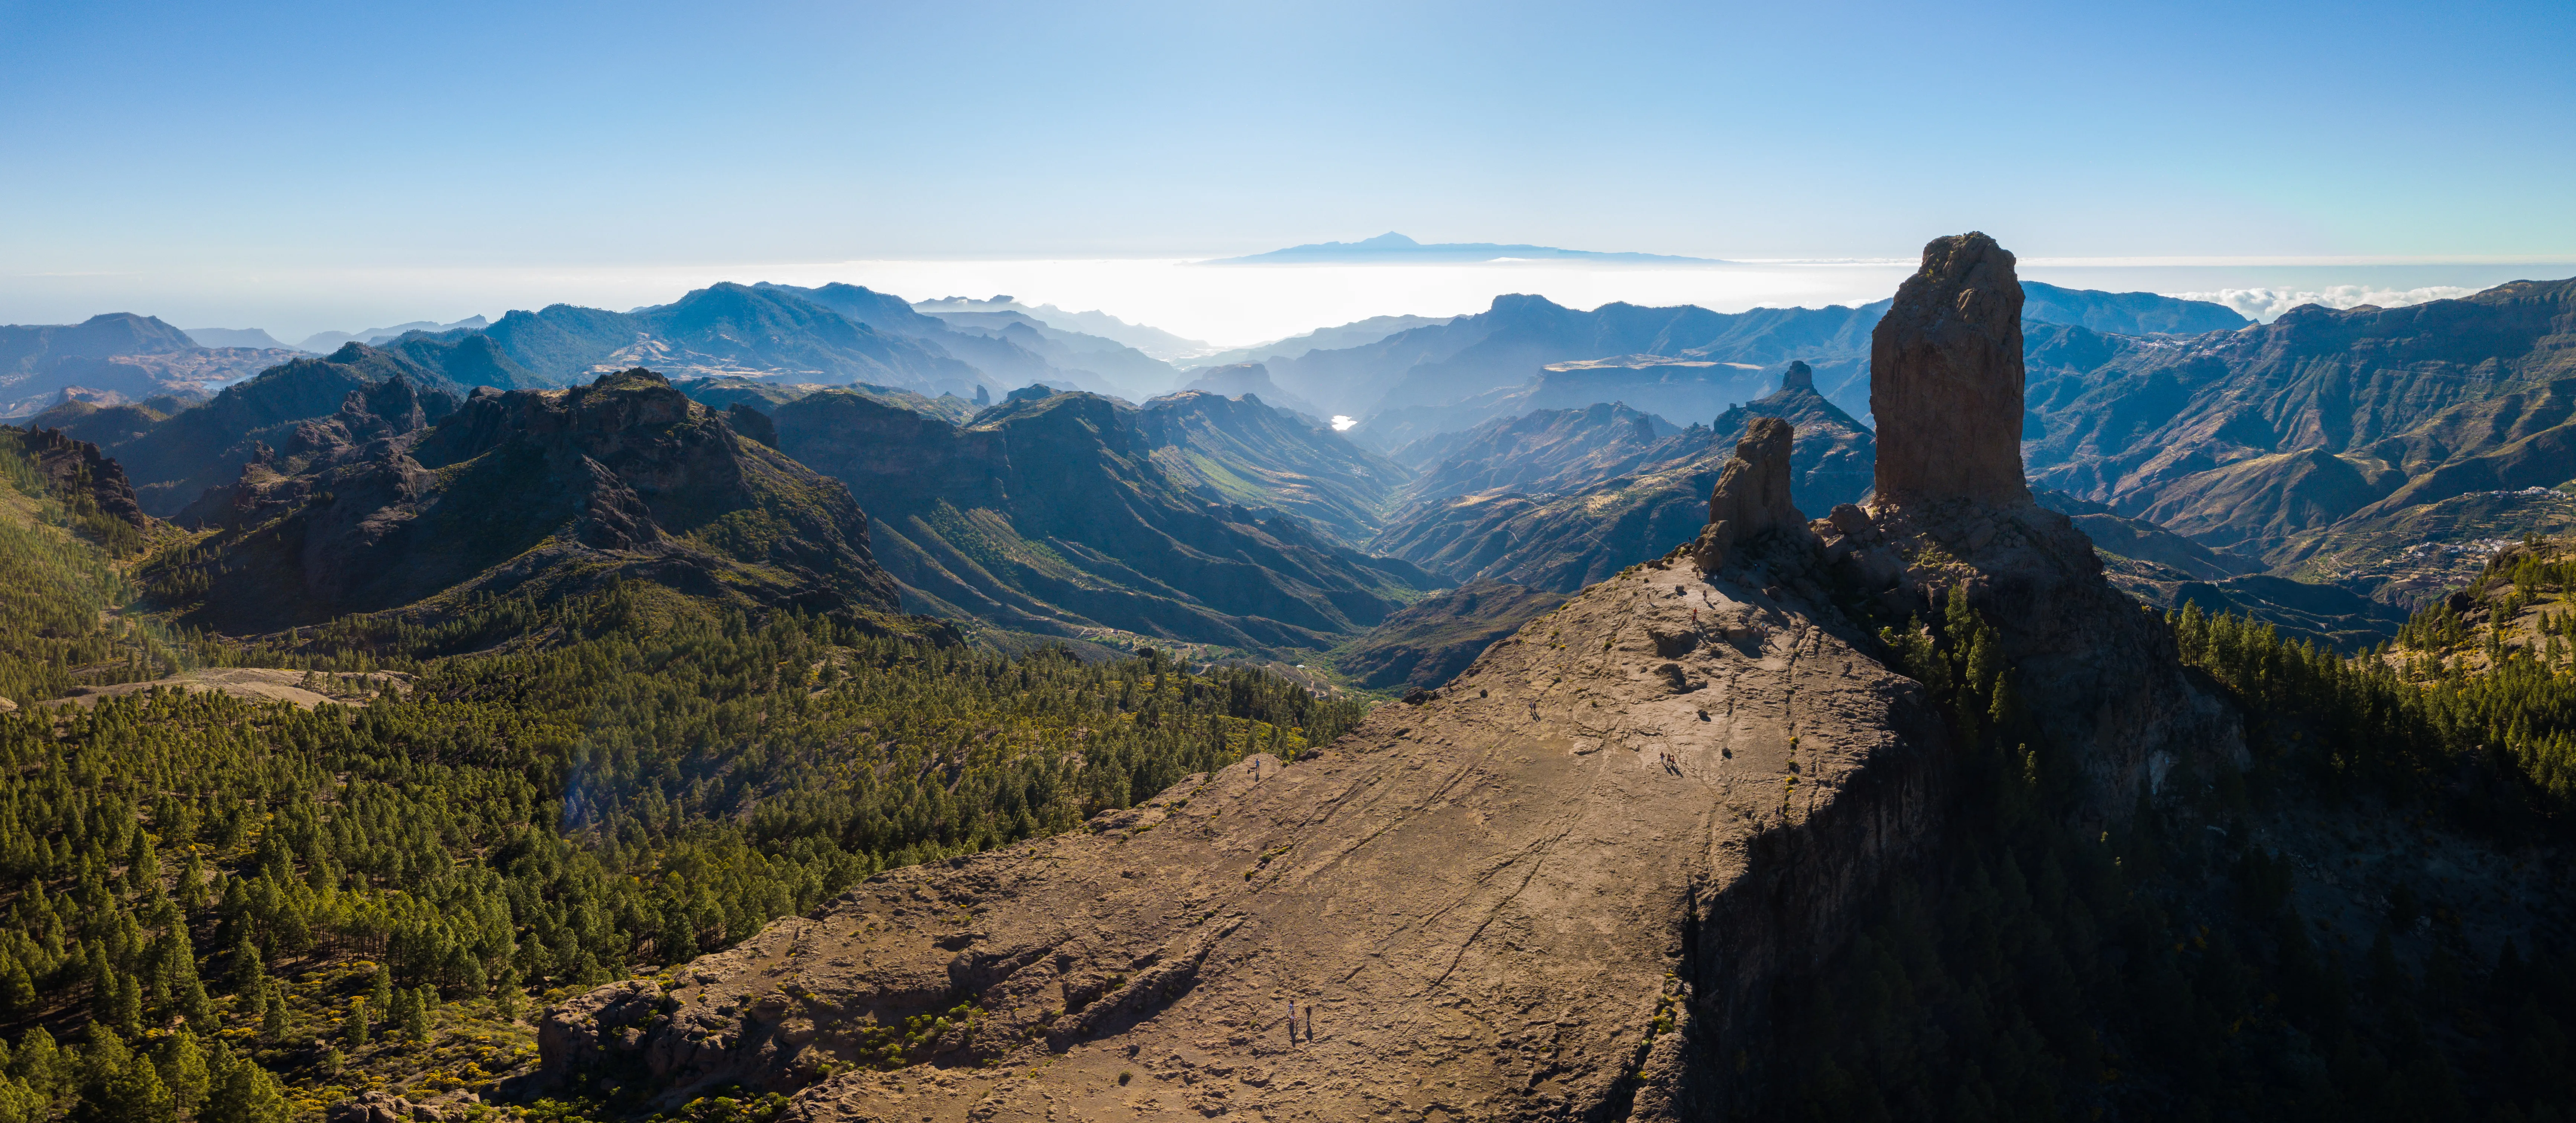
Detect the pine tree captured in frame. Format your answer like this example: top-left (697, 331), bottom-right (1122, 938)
top-left (0, 1075), bottom-right (43, 1123)
top-left (343, 997), bottom-right (372, 1049)
top-left (69, 1025), bottom-right (131, 1123)
top-left (223, 934), bottom-right (262, 996)
top-left (404, 985), bottom-right (435, 1044)
top-left (259, 982), bottom-right (288, 1044)
top-left (114, 973), bottom-right (144, 1038)
top-left (493, 963), bottom-right (523, 1021)
top-left (178, 976), bottom-right (213, 1028)
top-left (8, 1029), bottom-right (62, 1102)
top-left (149, 1029), bottom-right (207, 1119)
top-left (198, 1042), bottom-right (290, 1123)
top-left (386, 986), bottom-right (416, 1044)
top-left (98, 1055), bottom-right (173, 1123)
top-left (0, 956), bottom-right (31, 1019)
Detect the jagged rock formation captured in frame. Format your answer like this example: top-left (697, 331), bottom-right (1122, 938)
top-left (529, 236), bottom-right (2242, 1119)
top-left (1870, 232), bottom-right (2032, 507)
top-left (1370, 378), bottom-right (1871, 596)
top-left (155, 369), bottom-right (900, 633)
top-left (1, 425), bottom-right (151, 533)
top-left (95, 344), bottom-right (471, 516)
top-left (1691, 417), bottom-right (1802, 570)
top-left (1842, 235), bottom-right (2236, 818)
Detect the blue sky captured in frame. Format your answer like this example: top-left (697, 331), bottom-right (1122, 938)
top-left (3, 0), bottom-right (2572, 337)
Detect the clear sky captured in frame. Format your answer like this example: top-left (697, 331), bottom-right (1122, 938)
top-left (3, 0), bottom-right (2572, 339)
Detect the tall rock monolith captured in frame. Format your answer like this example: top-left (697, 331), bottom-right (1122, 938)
top-left (1869, 231), bottom-right (2031, 506)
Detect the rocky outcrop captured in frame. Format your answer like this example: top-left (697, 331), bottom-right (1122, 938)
top-left (1870, 231), bottom-right (2031, 507)
top-left (1838, 233), bottom-right (2240, 821)
top-left (1692, 417), bottom-right (1803, 570)
top-left (325, 1091), bottom-right (447, 1122)
top-left (3, 426), bottom-right (152, 533)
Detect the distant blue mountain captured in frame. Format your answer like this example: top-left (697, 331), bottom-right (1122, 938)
top-left (1208, 232), bottom-right (1727, 266)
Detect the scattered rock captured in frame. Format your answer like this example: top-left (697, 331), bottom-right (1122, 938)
top-left (325, 1091), bottom-right (440, 1123)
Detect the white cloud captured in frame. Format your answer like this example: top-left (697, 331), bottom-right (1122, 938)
top-left (2166, 285), bottom-right (2480, 323)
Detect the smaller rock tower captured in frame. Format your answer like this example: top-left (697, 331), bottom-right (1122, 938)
top-left (1691, 416), bottom-right (1803, 569)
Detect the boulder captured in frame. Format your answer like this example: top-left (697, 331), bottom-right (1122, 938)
top-left (325, 1091), bottom-right (441, 1123)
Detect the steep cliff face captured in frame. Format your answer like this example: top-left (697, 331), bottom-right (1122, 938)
top-left (528, 236), bottom-right (2242, 1119)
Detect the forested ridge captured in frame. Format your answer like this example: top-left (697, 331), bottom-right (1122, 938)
top-left (0, 434), bottom-right (1366, 1122)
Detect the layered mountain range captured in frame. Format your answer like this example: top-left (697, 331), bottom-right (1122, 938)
top-left (2023, 277), bottom-right (2576, 599)
top-left (765, 387), bottom-right (1430, 650)
top-left (1367, 364), bottom-right (1877, 596)
top-left (17, 260), bottom-right (2571, 671)
top-left (0, 312), bottom-right (295, 415)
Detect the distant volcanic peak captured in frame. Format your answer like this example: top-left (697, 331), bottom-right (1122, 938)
top-left (1782, 360), bottom-right (1814, 391)
top-left (1869, 231), bottom-right (2031, 507)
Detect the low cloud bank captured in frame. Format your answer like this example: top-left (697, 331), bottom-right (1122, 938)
top-left (2170, 285), bottom-right (2480, 323)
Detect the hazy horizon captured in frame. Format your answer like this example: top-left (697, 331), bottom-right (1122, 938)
top-left (6, 250), bottom-right (2565, 351)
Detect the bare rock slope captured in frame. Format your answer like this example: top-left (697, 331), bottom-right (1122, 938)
top-left (532, 235), bottom-right (2238, 1120)
top-left (540, 523), bottom-right (1946, 1121)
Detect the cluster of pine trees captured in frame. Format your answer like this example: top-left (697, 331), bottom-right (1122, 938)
top-left (0, 433), bottom-right (1367, 1120)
